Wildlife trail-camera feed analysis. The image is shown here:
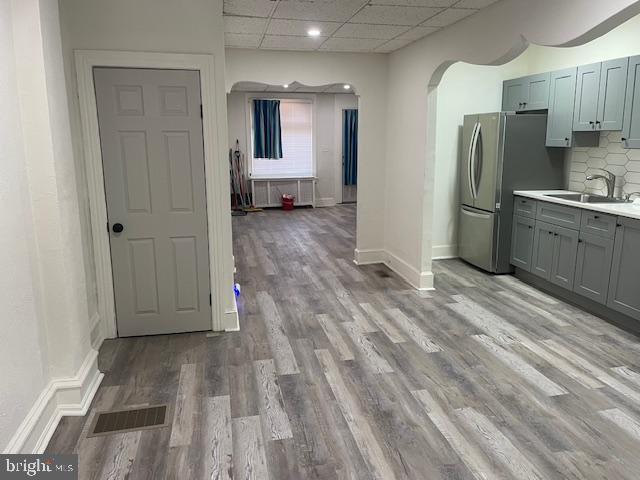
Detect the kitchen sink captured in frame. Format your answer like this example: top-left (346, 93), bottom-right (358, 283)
top-left (544, 193), bottom-right (631, 204)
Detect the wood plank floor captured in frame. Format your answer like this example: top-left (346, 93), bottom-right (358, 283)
top-left (48, 204), bottom-right (640, 479)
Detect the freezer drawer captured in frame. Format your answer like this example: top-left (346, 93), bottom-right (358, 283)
top-left (458, 206), bottom-right (497, 272)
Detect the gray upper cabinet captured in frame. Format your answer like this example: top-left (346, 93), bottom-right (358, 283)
top-left (549, 225), bottom-right (579, 290)
top-left (573, 58), bottom-right (628, 132)
top-left (510, 215), bottom-right (535, 271)
top-left (573, 232), bottom-right (614, 304)
top-left (597, 58), bottom-right (628, 131)
top-left (546, 68), bottom-right (577, 147)
top-left (622, 55), bottom-right (640, 148)
top-left (503, 78), bottom-right (526, 112)
top-left (607, 216), bottom-right (640, 320)
top-left (502, 73), bottom-right (549, 112)
top-left (573, 63), bottom-right (602, 131)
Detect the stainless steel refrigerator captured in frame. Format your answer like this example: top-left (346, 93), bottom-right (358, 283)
top-left (458, 112), bottom-right (565, 273)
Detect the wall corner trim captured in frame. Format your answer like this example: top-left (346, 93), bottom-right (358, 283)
top-left (432, 244), bottom-right (458, 260)
top-left (3, 348), bottom-right (104, 454)
top-left (354, 248), bottom-right (386, 265)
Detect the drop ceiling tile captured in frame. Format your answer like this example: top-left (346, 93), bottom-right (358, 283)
top-left (273, 0), bottom-right (366, 22)
top-left (455, 0), bottom-right (499, 8)
top-left (370, 0), bottom-right (456, 6)
top-left (421, 7), bottom-right (475, 27)
top-left (350, 5), bottom-right (443, 26)
top-left (232, 81), bottom-right (269, 91)
top-left (223, 0), bottom-right (276, 17)
top-left (261, 35), bottom-right (327, 50)
top-left (395, 25), bottom-right (440, 41)
top-left (224, 16), bottom-right (268, 34)
top-left (225, 33), bottom-right (263, 48)
top-left (319, 37), bottom-right (386, 52)
top-left (334, 23), bottom-right (410, 39)
top-left (374, 37), bottom-right (415, 52)
top-left (266, 19), bottom-right (342, 37)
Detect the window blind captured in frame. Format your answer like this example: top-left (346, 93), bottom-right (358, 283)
top-left (251, 100), bottom-right (313, 177)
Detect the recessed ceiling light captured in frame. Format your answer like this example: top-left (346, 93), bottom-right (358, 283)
top-left (283, 84), bottom-right (289, 88)
top-left (307, 28), bottom-right (321, 37)
top-left (343, 84), bottom-right (351, 90)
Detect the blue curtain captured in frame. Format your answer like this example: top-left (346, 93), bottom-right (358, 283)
top-left (253, 99), bottom-right (283, 159)
top-left (343, 109), bottom-right (358, 186)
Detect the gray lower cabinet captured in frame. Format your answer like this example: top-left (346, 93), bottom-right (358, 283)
top-left (531, 221), bottom-right (556, 280)
top-left (573, 232), bottom-right (614, 304)
top-left (510, 215), bottom-right (535, 271)
top-left (549, 225), bottom-right (579, 290)
top-left (546, 68), bottom-right (577, 147)
top-left (607, 216), bottom-right (640, 319)
top-left (622, 55), bottom-right (640, 149)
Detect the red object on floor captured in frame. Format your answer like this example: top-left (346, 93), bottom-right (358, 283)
top-left (282, 194), bottom-right (295, 210)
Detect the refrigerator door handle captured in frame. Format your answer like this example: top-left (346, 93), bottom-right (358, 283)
top-left (468, 122), bottom-right (480, 199)
top-left (473, 124), bottom-right (483, 199)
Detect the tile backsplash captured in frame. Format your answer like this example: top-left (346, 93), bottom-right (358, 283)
top-left (568, 131), bottom-right (640, 197)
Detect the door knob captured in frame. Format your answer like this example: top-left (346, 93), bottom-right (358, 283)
top-left (112, 223), bottom-right (124, 233)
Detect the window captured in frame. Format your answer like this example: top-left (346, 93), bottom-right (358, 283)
top-left (251, 99), bottom-right (313, 177)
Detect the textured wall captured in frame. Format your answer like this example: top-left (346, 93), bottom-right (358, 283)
top-left (568, 132), bottom-right (640, 197)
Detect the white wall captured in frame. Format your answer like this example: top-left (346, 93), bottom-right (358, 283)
top-left (225, 49), bottom-right (388, 259)
top-left (58, 0), bottom-right (237, 332)
top-left (385, 0), bottom-right (640, 288)
top-left (2, 0), bottom-right (99, 453)
top-left (226, 91), bottom-right (357, 207)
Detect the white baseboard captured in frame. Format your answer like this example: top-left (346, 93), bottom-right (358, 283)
top-left (384, 250), bottom-right (434, 290)
top-left (432, 244), bottom-right (458, 260)
top-left (354, 248), bottom-right (386, 265)
top-left (224, 299), bottom-right (240, 332)
top-left (353, 248), bottom-right (434, 290)
top-left (4, 348), bottom-right (104, 454)
top-left (316, 197), bottom-right (337, 207)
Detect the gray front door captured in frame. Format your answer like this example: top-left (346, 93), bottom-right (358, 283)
top-left (94, 67), bottom-right (212, 337)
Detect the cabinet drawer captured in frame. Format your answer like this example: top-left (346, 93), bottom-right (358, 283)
top-left (514, 197), bottom-right (537, 218)
top-left (536, 201), bottom-right (582, 229)
top-left (580, 211), bottom-right (617, 238)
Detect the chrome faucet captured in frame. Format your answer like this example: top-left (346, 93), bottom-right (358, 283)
top-left (586, 169), bottom-right (616, 198)
top-left (623, 191), bottom-right (640, 201)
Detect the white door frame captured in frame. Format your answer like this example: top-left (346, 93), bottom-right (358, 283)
top-left (333, 95), bottom-right (359, 204)
top-left (75, 50), bottom-right (229, 338)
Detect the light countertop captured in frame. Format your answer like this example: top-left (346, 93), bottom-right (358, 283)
top-left (514, 190), bottom-right (640, 220)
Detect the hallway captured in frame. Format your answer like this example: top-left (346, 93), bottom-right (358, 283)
top-left (48, 205), bottom-right (640, 479)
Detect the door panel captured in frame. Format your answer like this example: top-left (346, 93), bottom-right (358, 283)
top-left (502, 78), bottom-right (525, 111)
top-left (510, 215), bottom-right (535, 271)
top-left (546, 68), bottom-right (577, 147)
top-left (95, 67), bottom-right (212, 337)
top-left (597, 58), bottom-right (628, 131)
top-left (573, 63), bottom-right (601, 131)
top-left (608, 217), bottom-right (640, 319)
top-left (474, 113), bottom-right (501, 212)
top-left (531, 221), bottom-right (555, 280)
top-left (549, 225), bottom-right (579, 290)
top-left (458, 207), bottom-right (496, 272)
top-left (525, 73), bottom-right (550, 110)
top-left (574, 232), bottom-right (613, 304)
top-left (622, 56), bottom-right (640, 149)
top-left (459, 115), bottom-right (478, 207)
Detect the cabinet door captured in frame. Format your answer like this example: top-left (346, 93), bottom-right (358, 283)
top-left (510, 215), bottom-right (535, 271)
top-left (573, 63), bottom-right (601, 131)
top-left (573, 232), bottom-right (614, 304)
top-left (502, 78), bottom-right (526, 111)
top-left (622, 55), bottom-right (640, 149)
top-left (531, 221), bottom-right (555, 280)
top-left (546, 68), bottom-right (577, 147)
top-left (524, 73), bottom-right (550, 110)
top-left (596, 57), bottom-right (628, 131)
top-left (607, 217), bottom-right (640, 319)
top-left (550, 225), bottom-right (579, 290)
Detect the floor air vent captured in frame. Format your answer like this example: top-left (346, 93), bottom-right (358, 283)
top-left (88, 404), bottom-right (171, 437)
